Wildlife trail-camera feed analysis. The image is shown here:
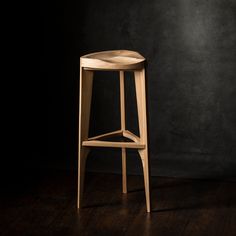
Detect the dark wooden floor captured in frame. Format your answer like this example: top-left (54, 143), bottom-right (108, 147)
top-left (1, 170), bottom-right (236, 236)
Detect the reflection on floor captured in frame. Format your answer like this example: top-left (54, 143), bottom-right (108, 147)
top-left (1, 170), bottom-right (236, 236)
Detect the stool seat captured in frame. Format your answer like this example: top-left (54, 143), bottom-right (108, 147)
top-left (80, 50), bottom-right (145, 70)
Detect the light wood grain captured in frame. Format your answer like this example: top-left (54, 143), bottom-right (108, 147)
top-left (135, 68), bottom-right (151, 213)
top-left (82, 140), bottom-right (145, 149)
top-left (123, 130), bottom-right (140, 143)
top-left (78, 68), bottom-right (93, 209)
top-left (87, 130), bottom-right (122, 141)
top-left (80, 50), bottom-right (145, 70)
top-left (86, 129), bottom-right (139, 143)
top-left (120, 71), bottom-right (127, 193)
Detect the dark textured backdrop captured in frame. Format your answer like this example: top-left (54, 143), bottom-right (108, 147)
top-left (44, 0), bottom-right (236, 179)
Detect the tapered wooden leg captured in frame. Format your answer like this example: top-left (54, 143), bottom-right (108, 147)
top-left (138, 149), bottom-right (151, 212)
top-left (134, 68), bottom-right (151, 212)
top-left (120, 71), bottom-right (127, 194)
top-left (78, 67), bottom-right (94, 209)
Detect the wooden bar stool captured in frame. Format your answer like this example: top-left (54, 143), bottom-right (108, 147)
top-left (78, 50), bottom-right (151, 212)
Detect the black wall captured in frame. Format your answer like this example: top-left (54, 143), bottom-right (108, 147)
top-left (44, 0), bottom-right (236, 179)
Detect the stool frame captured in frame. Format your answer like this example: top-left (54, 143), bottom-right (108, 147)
top-left (78, 52), bottom-right (151, 212)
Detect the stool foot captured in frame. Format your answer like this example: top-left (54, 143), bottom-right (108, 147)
top-left (78, 148), bottom-right (89, 209)
top-left (139, 149), bottom-right (151, 213)
top-left (122, 148), bottom-right (127, 193)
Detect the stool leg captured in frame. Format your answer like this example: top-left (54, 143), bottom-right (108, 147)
top-left (78, 68), bottom-right (94, 209)
top-left (120, 71), bottom-right (127, 194)
top-left (134, 69), bottom-right (151, 212)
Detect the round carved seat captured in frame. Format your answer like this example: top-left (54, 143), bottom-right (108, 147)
top-left (80, 50), bottom-right (145, 70)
